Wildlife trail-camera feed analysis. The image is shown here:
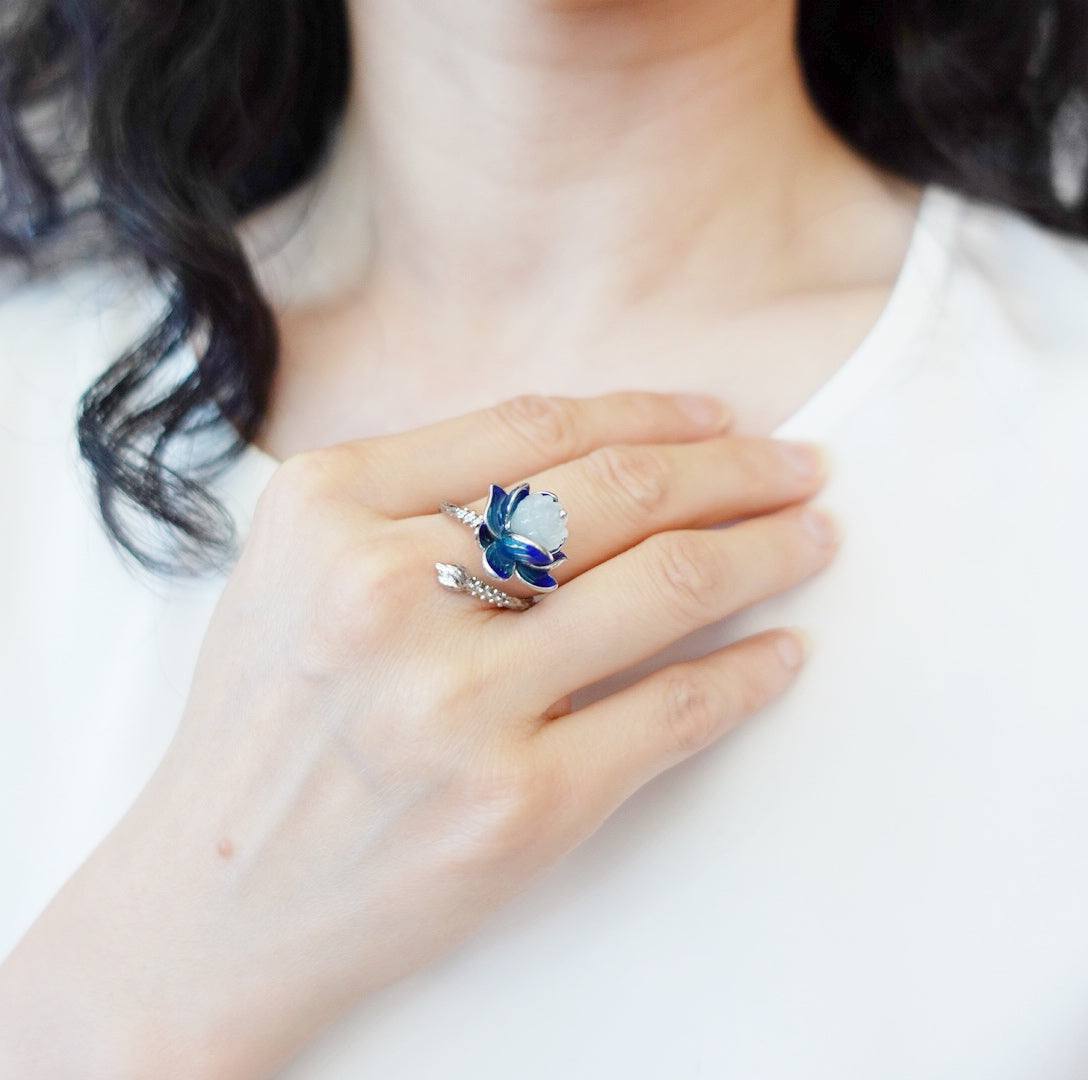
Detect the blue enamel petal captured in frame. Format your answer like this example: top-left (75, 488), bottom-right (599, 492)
top-left (515, 563), bottom-right (559, 591)
top-left (547, 550), bottom-right (568, 564)
top-left (500, 533), bottom-right (553, 567)
top-left (484, 485), bottom-right (510, 536)
top-left (503, 483), bottom-right (530, 528)
top-left (483, 542), bottom-right (516, 580)
top-left (476, 520), bottom-right (497, 547)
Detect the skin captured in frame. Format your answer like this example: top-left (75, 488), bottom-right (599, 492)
top-left (0, 0), bottom-right (913, 1074)
top-left (243, 0), bottom-right (921, 456)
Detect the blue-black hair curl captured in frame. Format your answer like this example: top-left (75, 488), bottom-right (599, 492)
top-left (1, 1), bottom-right (1085, 574)
top-left (0, 0), bottom-right (349, 575)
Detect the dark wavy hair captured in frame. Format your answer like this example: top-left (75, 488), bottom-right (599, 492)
top-left (1, 0), bottom-right (1086, 575)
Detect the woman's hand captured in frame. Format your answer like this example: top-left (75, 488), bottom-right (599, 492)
top-left (0, 392), bottom-right (838, 1080)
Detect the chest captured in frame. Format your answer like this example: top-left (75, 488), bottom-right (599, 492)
top-left (256, 285), bottom-right (894, 460)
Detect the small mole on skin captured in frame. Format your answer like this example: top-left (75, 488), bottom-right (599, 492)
top-left (217, 838), bottom-right (235, 861)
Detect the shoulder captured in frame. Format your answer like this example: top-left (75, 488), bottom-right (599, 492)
top-left (894, 190), bottom-right (1088, 525)
top-left (928, 187), bottom-right (1088, 357)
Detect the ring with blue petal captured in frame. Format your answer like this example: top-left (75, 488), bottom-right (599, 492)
top-left (475, 482), bottom-right (569, 592)
top-left (436, 483), bottom-right (569, 609)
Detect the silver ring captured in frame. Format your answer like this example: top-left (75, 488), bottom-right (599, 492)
top-left (437, 482), bottom-right (569, 610)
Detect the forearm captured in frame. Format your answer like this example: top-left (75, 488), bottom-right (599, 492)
top-left (0, 775), bottom-right (314, 1080)
top-left (0, 914), bottom-right (185, 1080)
top-left (0, 864), bottom-right (208, 1078)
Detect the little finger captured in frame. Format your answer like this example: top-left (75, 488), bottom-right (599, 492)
top-left (540, 628), bottom-right (808, 838)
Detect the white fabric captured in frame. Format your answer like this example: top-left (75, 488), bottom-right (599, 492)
top-left (3, 187), bottom-right (1088, 1078)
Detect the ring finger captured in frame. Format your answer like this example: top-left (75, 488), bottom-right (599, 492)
top-left (436, 435), bottom-right (827, 596)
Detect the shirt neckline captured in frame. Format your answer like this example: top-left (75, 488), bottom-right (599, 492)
top-left (772, 184), bottom-right (959, 440)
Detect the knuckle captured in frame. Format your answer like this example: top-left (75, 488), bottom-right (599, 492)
top-left (458, 757), bottom-right (561, 862)
top-left (729, 438), bottom-right (778, 489)
top-left (246, 453), bottom-right (365, 583)
top-left (421, 650), bottom-right (493, 718)
top-left (258, 450), bottom-right (341, 524)
top-left (339, 541), bottom-right (411, 625)
top-left (303, 539), bottom-right (413, 666)
top-left (585, 444), bottom-right (671, 520)
top-left (646, 531), bottom-right (723, 619)
top-left (493, 394), bottom-right (581, 459)
top-left (728, 660), bottom-right (774, 719)
top-left (661, 670), bottom-right (720, 755)
top-left (329, 441), bottom-right (401, 512)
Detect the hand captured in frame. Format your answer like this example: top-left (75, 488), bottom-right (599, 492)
top-left (0, 392), bottom-right (839, 1080)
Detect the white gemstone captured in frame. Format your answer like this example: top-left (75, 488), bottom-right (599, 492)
top-left (508, 493), bottom-right (568, 552)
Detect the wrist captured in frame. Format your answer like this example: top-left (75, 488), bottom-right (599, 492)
top-left (0, 861), bottom-right (233, 1080)
top-left (0, 777), bottom-right (290, 1080)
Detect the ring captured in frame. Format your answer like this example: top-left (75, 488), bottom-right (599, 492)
top-left (437, 482), bottom-right (569, 610)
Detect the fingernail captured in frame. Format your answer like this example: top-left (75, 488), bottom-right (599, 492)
top-left (777, 629), bottom-right (811, 670)
top-left (780, 441), bottom-right (827, 479)
top-left (802, 506), bottom-right (840, 546)
top-left (674, 394), bottom-right (732, 431)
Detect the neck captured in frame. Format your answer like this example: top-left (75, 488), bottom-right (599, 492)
top-left (247, 0), bottom-right (898, 329)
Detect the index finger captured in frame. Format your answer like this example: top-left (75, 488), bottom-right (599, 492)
top-left (328, 392), bottom-right (732, 518)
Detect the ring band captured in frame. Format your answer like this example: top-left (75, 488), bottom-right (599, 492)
top-left (434, 562), bottom-right (537, 610)
top-left (437, 482), bottom-right (569, 610)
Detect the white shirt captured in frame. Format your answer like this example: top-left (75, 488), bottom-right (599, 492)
top-left (2, 187), bottom-right (1088, 1078)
